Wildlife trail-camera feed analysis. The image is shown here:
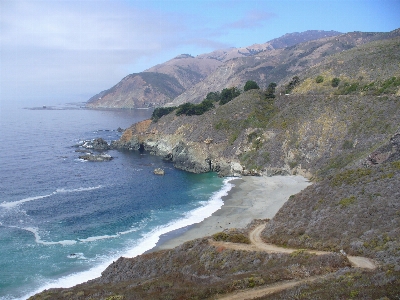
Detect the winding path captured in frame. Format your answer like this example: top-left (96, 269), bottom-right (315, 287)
top-left (210, 224), bottom-right (377, 300)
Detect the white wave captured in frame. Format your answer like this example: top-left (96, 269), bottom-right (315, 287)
top-left (78, 234), bottom-right (119, 242)
top-left (122, 177), bottom-right (234, 258)
top-left (23, 227), bottom-right (77, 245)
top-left (20, 178), bottom-right (236, 300)
top-left (56, 185), bottom-right (103, 193)
top-left (1, 186), bottom-right (103, 208)
top-left (118, 226), bottom-right (142, 235)
top-left (0, 193), bottom-right (55, 208)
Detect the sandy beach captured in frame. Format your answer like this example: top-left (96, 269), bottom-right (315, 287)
top-left (152, 175), bottom-right (311, 251)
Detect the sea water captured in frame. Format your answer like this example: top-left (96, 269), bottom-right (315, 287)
top-left (0, 104), bottom-right (231, 299)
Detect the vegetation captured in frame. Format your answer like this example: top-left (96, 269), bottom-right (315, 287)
top-left (263, 159), bottom-right (400, 266)
top-left (260, 269), bottom-right (400, 300)
top-left (175, 99), bottom-right (215, 116)
top-left (244, 80), bottom-right (260, 91)
top-left (219, 87), bottom-right (241, 105)
top-left (151, 106), bottom-right (177, 122)
top-left (212, 230), bottom-right (250, 244)
top-left (30, 238), bottom-right (348, 300)
top-left (285, 76), bottom-right (300, 93)
top-left (151, 86), bottom-right (244, 120)
top-left (315, 75), bottom-right (324, 83)
top-left (205, 91), bottom-right (221, 102)
top-left (265, 82), bottom-right (277, 98)
top-left (331, 77), bottom-right (340, 87)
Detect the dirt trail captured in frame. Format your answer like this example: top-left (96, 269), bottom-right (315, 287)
top-left (210, 223), bottom-right (377, 300)
top-left (216, 275), bottom-right (324, 300)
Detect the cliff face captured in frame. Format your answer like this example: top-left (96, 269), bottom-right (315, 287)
top-left (113, 111), bottom-right (242, 176)
top-left (114, 91), bottom-right (400, 178)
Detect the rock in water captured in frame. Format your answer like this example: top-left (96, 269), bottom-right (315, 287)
top-left (153, 168), bottom-right (165, 175)
top-left (79, 153), bottom-right (113, 162)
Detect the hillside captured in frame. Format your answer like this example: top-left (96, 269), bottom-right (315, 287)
top-left (32, 30), bottom-right (400, 299)
top-left (169, 29), bottom-right (400, 106)
top-left (87, 30), bottom-right (341, 108)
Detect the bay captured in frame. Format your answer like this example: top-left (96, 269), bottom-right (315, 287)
top-left (0, 104), bottom-right (229, 299)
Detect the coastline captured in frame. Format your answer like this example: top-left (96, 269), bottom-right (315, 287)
top-left (151, 175), bottom-right (312, 251)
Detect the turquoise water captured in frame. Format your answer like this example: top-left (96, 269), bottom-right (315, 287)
top-left (0, 105), bottom-right (230, 299)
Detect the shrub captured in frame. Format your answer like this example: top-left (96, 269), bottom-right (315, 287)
top-left (316, 75), bottom-right (324, 83)
top-left (332, 77), bottom-right (341, 87)
top-left (338, 196), bottom-right (356, 208)
top-left (331, 168), bottom-right (372, 186)
top-left (342, 140), bottom-right (354, 149)
top-left (212, 232), bottom-right (250, 244)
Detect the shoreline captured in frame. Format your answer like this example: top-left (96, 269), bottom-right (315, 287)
top-left (151, 175), bottom-right (312, 252)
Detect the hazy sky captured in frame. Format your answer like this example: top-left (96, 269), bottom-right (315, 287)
top-left (1, 0), bottom-right (399, 106)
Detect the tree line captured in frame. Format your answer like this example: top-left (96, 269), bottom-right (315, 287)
top-left (151, 80), bottom-right (276, 121)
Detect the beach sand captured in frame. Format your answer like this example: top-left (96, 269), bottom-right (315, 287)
top-left (151, 175), bottom-right (311, 251)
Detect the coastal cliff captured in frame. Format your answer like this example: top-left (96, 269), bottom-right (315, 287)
top-left (31, 30), bottom-right (400, 299)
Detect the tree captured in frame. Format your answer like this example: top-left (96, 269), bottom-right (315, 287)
top-left (244, 80), bottom-right (260, 91)
top-left (205, 91), bottom-right (221, 102)
top-left (175, 99), bottom-right (215, 116)
top-left (285, 76), bottom-right (300, 94)
top-left (265, 82), bottom-right (277, 99)
top-left (151, 106), bottom-right (176, 122)
top-left (219, 87), bottom-right (241, 105)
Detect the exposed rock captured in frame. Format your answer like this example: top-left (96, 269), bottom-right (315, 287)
top-left (153, 168), bottom-right (165, 175)
top-left (82, 138), bottom-right (110, 150)
top-left (79, 153), bottom-right (113, 162)
top-left (365, 133), bottom-right (400, 166)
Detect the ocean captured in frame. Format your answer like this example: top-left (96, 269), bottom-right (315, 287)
top-left (0, 103), bottom-right (232, 299)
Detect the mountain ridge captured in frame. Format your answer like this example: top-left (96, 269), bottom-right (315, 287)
top-left (87, 30), bottom-right (342, 109)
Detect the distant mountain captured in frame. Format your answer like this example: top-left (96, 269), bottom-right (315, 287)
top-left (196, 30), bottom-right (342, 62)
top-left (87, 30), bottom-right (342, 109)
top-left (87, 72), bottom-right (186, 108)
top-left (168, 29), bottom-right (400, 106)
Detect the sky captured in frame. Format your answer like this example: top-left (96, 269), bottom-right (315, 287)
top-left (1, 0), bottom-right (399, 107)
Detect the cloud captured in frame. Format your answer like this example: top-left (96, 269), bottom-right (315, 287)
top-left (0, 0), bottom-right (189, 103)
top-left (227, 10), bottom-right (276, 29)
top-left (0, 0), bottom-right (276, 105)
